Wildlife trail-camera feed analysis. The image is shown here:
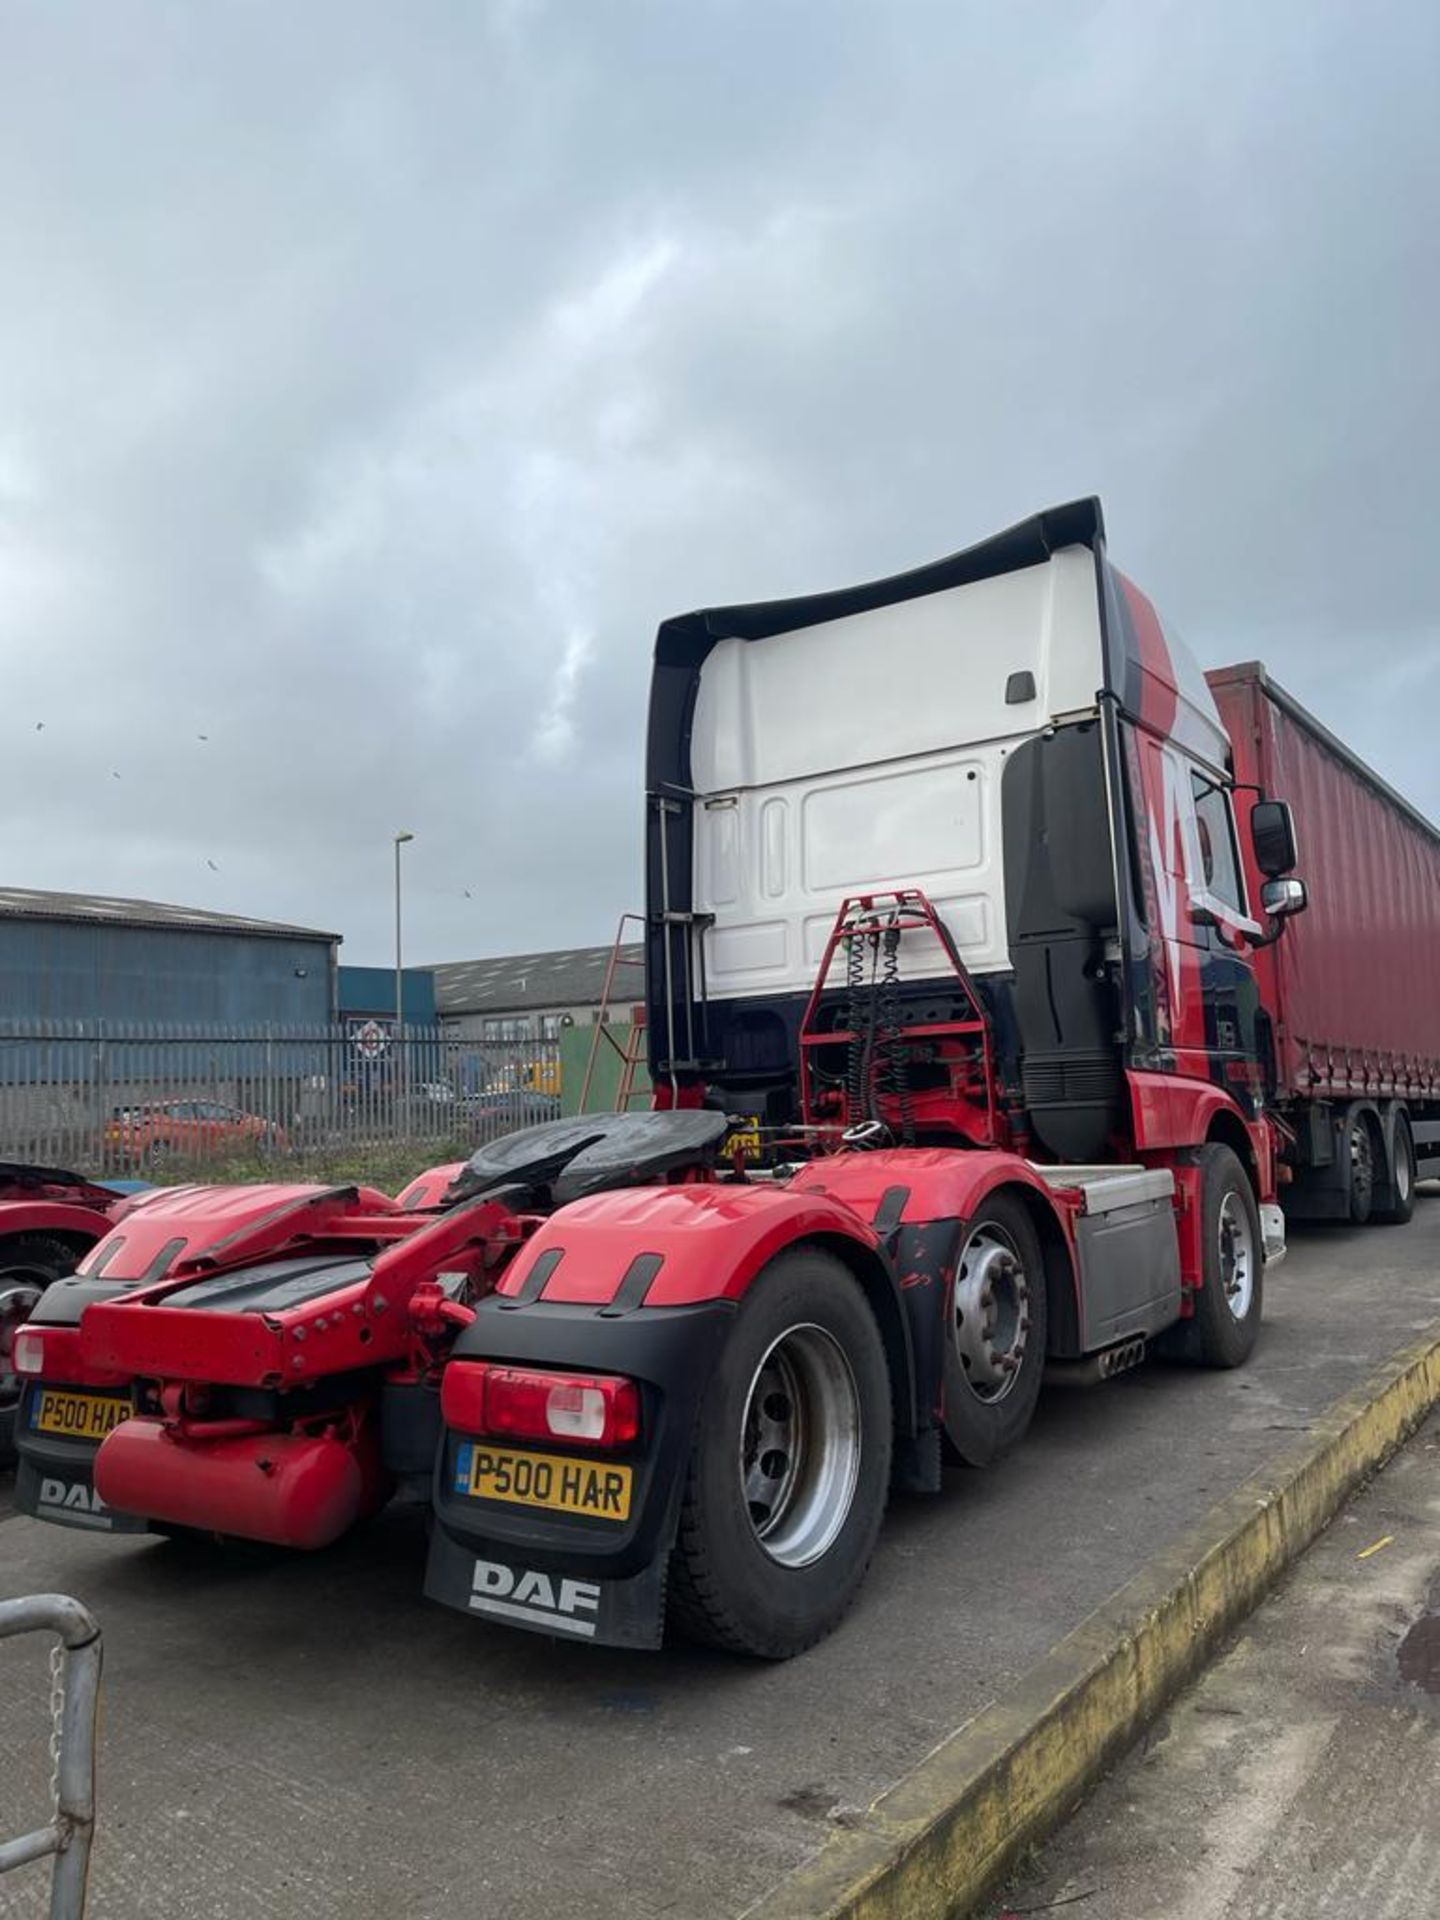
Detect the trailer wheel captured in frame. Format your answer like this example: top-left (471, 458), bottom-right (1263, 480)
top-left (667, 1247), bottom-right (892, 1658)
top-left (1346, 1111), bottom-right (1376, 1225)
top-left (1372, 1114), bottom-right (1416, 1227)
top-left (1165, 1145), bottom-right (1263, 1369)
top-left (0, 1233), bottom-right (80, 1465)
top-left (942, 1195), bottom-right (1048, 1467)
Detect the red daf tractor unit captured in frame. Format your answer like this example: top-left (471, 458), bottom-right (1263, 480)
top-left (0, 1163), bottom-right (137, 1464)
top-left (13, 499), bottom-right (1439, 1660)
top-left (9, 1168), bottom-right (463, 1533)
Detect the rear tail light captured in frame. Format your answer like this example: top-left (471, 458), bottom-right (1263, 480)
top-left (442, 1362), bottom-right (640, 1450)
top-left (12, 1329), bottom-right (45, 1376)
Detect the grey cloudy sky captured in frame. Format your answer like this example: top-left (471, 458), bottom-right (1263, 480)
top-left (2, 0), bottom-right (1436, 967)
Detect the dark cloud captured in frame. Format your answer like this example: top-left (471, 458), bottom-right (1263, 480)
top-left (2, 0), bottom-right (1435, 964)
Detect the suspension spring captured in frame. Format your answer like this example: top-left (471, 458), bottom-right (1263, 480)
top-left (874, 920), bottom-right (916, 1145)
top-left (844, 920), bottom-right (868, 1125)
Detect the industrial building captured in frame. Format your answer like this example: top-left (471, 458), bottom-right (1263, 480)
top-left (336, 966), bottom-right (437, 1027)
top-left (0, 888), bottom-right (340, 1026)
top-left (430, 942), bottom-right (643, 1041)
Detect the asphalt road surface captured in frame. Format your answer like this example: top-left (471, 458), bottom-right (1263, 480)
top-left (3, 1199), bottom-right (1439, 1920)
top-left (987, 1408), bottom-right (1440, 1920)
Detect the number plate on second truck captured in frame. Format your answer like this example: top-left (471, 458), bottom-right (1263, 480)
top-left (31, 1390), bottom-right (131, 1440)
top-left (458, 1442), bottom-right (632, 1521)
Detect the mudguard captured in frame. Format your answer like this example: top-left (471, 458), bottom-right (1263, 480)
top-left (786, 1145), bottom-right (1064, 1227)
top-left (430, 1176), bottom-right (907, 1646)
top-left (0, 1199), bottom-right (117, 1247)
top-left (788, 1147), bottom-right (1076, 1432)
top-left (70, 1182), bottom-right (399, 1285)
top-left (427, 1296), bottom-right (734, 1647)
top-left (490, 1178), bottom-right (887, 1308)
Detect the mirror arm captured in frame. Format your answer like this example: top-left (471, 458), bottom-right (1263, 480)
top-left (1247, 915), bottom-right (1291, 951)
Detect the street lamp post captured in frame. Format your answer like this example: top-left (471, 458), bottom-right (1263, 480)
top-left (394, 831), bottom-right (415, 1123)
top-left (394, 830), bottom-right (415, 1031)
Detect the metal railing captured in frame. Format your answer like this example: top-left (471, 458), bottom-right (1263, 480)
top-left (0, 1021), bottom-right (562, 1176)
top-left (0, 1594), bottom-right (102, 1919)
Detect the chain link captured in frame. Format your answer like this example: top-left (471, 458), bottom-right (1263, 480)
top-left (47, 1638), bottom-right (65, 1814)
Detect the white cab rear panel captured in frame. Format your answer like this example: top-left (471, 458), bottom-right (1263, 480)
top-left (690, 545), bottom-right (1104, 999)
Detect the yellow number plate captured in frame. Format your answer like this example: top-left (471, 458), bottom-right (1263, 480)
top-left (32, 1390), bottom-right (130, 1441)
top-left (463, 1443), bottom-right (632, 1521)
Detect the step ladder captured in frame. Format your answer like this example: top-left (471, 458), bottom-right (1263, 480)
top-left (577, 914), bottom-right (650, 1113)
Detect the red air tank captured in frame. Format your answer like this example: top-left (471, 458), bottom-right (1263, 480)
top-left (95, 1419), bottom-right (388, 1549)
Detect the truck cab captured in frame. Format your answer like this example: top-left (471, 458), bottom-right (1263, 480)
top-left (645, 495), bottom-right (1298, 1197)
top-left (416, 500), bottom-right (1303, 1659)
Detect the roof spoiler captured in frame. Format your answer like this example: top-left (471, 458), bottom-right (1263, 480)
top-left (654, 495), bottom-right (1105, 665)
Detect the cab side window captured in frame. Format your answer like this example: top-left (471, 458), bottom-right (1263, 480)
top-left (1190, 774), bottom-right (1245, 913)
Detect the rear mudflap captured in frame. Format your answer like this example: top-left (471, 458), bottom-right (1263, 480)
top-left (424, 1295), bottom-right (734, 1649)
top-left (16, 1441), bottom-right (150, 1534)
top-left (425, 1525), bottom-right (668, 1648)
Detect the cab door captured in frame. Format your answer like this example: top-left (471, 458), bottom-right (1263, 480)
top-left (1127, 730), bottom-right (1263, 1099)
top-left (1182, 766), bottom-right (1266, 1109)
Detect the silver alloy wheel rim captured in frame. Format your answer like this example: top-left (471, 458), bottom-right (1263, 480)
top-left (1350, 1119), bottom-right (1374, 1212)
top-left (1397, 1129), bottom-right (1413, 1202)
top-left (739, 1324), bottom-right (862, 1568)
top-left (952, 1222), bottom-right (1031, 1405)
top-left (1218, 1191), bottom-right (1255, 1320)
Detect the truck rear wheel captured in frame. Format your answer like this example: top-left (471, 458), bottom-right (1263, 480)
top-left (942, 1194), bottom-right (1047, 1467)
top-left (1372, 1114), bottom-right (1416, 1227)
top-left (0, 1233), bottom-right (80, 1465)
top-left (667, 1247), bottom-right (892, 1658)
top-left (1346, 1111), bottom-right (1376, 1225)
top-left (1165, 1144), bottom-right (1263, 1368)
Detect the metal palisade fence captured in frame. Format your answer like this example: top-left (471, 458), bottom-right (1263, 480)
top-left (0, 1019), bottom-right (563, 1178)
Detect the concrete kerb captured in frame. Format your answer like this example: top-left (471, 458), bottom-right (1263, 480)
top-left (745, 1323), bottom-right (1440, 1920)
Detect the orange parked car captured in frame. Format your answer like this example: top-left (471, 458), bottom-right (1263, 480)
top-left (105, 1101), bottom-right (286, 1165)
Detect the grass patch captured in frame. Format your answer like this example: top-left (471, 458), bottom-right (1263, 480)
top-left (140, 1139), bottom-right (473, 1195)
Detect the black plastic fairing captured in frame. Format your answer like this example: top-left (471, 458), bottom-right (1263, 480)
top-left (1000, 722), bottom-right (1124, 1160)
top-left (28, 1275), bottom-right (146, 1328)
top-left (160, 1254), bottom-right (372, 1314)
top-left (453, 1110), bottom-right (731, 1206)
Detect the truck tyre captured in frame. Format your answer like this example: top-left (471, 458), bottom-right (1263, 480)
top-left (1164, 1145), bottom-right (1263, 1369)
top-left (1373, 1113), bottom-right (1416, 1227)
top-left (1346, 1111), bottom-right (1376, 1225)
top-left (0, 1233), bottom-right (81, 1465)
top-left (941, 1194), bottom-right (1048, 1467)
top-left (667, 1247), bottom-right (892, 1658)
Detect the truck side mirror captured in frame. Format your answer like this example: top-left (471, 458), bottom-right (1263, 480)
top-left (1250, 800), bottom-right (1298, 877)
top-left (1261, 876), bottom-right (1307, 919)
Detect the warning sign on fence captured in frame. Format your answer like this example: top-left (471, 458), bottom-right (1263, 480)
top-left (349, 1018), bottom-right (390, 1062)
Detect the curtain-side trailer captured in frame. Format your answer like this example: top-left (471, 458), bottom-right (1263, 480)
top-left (1209, 662), bottom-right (1440, 1220)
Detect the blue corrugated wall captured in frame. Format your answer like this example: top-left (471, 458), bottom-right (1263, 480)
top-left (0, 920), bottom-right (335, 1024)
top-left (337, 965), bottom-right (436, 1023)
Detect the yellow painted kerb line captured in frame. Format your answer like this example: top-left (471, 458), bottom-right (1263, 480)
top-left (745, 1324), bottom-right (1440, 1920)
